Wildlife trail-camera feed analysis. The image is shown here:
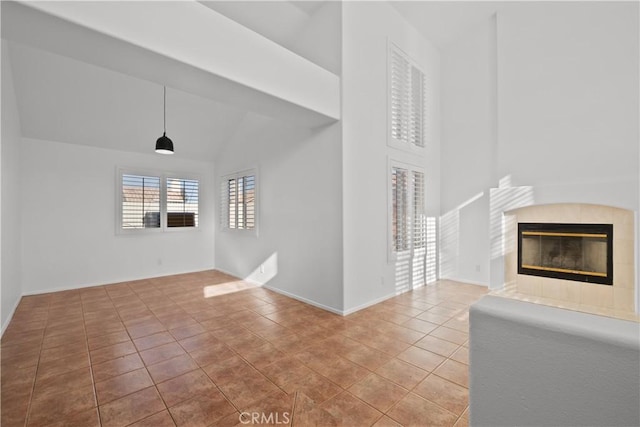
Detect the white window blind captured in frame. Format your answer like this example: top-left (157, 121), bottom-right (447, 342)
top-left (166, 178), bottom-right (199, 228)
top-left (392, 166), bottom-right (409, 252)
top-left (389, 45), bottom-right (426, 149)
top-left (119, 171), bottom-right (199, 232)
top-left (121, 174), bottom-right (161, 229)
top-left (227, 178), bottom-right (236, 230)
top-left (390, 164), bottom-right (428, 255)
top-left (413, 171), bottom-right (426, 249)
top-left (222, 172), bottom-right (256, 231)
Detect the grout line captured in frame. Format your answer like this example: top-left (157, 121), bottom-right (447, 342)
top-left (81, 296), bottom-right (102, 426)
top-left (22, 296), bottom-right (51, 427)
top-left (3, 272), bottom-right (487, 426)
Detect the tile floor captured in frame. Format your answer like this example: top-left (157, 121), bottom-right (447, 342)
top-left (1, 270), bottom-right (488, 426)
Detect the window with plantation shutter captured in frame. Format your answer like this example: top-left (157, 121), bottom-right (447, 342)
top-left (413, 171), bottom-right (426, 249)
top-left (392, 166), bottom-right (409, 252)
top-left (389, 162), bottom-right (431, 287)
top-left (389, 43), bottom-right (426, 150)
top-left (221, 170), bottom-right (257, 233)
top-left (389, 162), bottom-right (427, 257)
top-left (166, 178), bottom-right (199, 227)
top-left (121, 174), bottom-right (161, 229)
top-left (227, 178), bottom-right (237, 230)
top-left (118, 170), bottom-right (200, 232)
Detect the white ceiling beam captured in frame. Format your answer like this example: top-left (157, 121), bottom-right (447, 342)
top-left (1, 1), bottom-right (340, 128)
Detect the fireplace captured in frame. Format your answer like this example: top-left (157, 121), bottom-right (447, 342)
top-left (518, 223), bottom-right (613, 285)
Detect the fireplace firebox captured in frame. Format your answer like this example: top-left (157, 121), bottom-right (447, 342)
top-left (518, 223), bottom-right (613, 285)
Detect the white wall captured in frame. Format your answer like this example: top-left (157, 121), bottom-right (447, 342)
top-left (440, 17), bottom-right (496, 286)
top-left (494, 2), bottom-right (639, 291)
top-left (214, 114), bottom-right (344, 312)
top-left (342, 2), bottom-right (441, 313)
top-left (497, 2), bottom-right (638, 202)
top-left (1, 41), bottom-right (23, 331)
top-left (213, 3), bottom-right (344, 313)
top-left (290, 1), bottom-right (342, 76)
top-left (440, 2), bottom-right (639, 289)
top-left (20, 138), bottom-right (216, 295)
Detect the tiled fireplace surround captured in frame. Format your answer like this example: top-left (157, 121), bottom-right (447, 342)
top-left (500, 203), bottom-right (637, 320)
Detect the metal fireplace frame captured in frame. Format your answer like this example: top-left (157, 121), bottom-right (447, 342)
top-left (517, 222), bottom-right (614, 285)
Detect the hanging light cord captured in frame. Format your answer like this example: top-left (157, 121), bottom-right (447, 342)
top-left (163, 86), bottom-right (167, 135)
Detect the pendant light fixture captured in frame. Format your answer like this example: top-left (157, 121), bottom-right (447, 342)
top-left (155, 86), bottom-right (174, 155)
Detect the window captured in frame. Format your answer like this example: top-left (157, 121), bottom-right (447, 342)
top-left (389, 43), bottom-right (427, 150)
top-left (221, 170), bottom-right (257, 233)
top-left (121, 174), bottom-right (161, 229)
top-left (412, 171), bottom-right (426, 249)
top-left (389, 162), bottom-right (426, 257)
top-left (118, 170), bottom-right (199, 232)
top-left (166, 178), bottom-right (199, 227)
top-left (392, 166), bottom-right (409, 252)
top-left (390, 162), bottom-right (431, 287)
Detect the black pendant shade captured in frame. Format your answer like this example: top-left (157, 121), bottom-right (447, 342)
top-left (155, 132), bottom-right (174, 155)
top-left (155, 86), bottom-right (174, 155)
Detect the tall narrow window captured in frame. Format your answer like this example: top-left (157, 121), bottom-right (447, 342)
top-left (390, 49), bottom-right (410, 143)
top-left (392, 166), bottom-right (409, 252)
top-left (227, 178), bottom-right (237, 230)
top-left (243, 175), bottom-right (256, 229)
top-left (413, 171), bottom-right (426, 249)
top-left (166, 178), bottom-right (199, 227)
top-left (390, 163), bottom-right (428, 256)
top-left (409, 65), bottom-right (425, 148)
top-left (389, 44), bottom-right (427, 150)
top-left (121, 174), bottom-right (161, 229)
top-left (390, 163), bottom-right (430, 286)
top-left (222, 171), bottom-right (257, 232)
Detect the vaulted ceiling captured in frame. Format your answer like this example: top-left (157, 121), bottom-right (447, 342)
top-left (8, 42), bottom-right (249, 160)
top-left (2, 1), bottom-right (503, 161)
top-left (2, 1), bottom-right (338, 161)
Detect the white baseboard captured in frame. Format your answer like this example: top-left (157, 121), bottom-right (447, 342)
top-left (213, 267), bottom-right (246, 281)
top-left (1, 295), bottom-right (22, 337)
top-left (341, 281), bottom-right (436, 315)
top-left (23, 267), bottom-right (220, 296)
top-left (342, 291), bottom-right (398, 316)
top-left (262, 284), bottom-right (343, 316)
top-left (442, 276), bottom-right (489, 287)
top-left (23, 281), bottom-right (106, 296)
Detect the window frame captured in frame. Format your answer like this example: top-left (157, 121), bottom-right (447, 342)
top-left (387, 159), bottom-right (427, 262)
top-left (116, 167), bottom-right (200, 234)
top-left (220, 168), bottom-right (259, 237)
top-left (165, 175), bottom-right (200, 231)
top-left (387, 41), bottom-right (428, 155)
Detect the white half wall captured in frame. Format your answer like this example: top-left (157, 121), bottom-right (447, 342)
top-left (19, 139), bottom-right (216, 295)
top-left (342, 1), bottom-right (441, 312)
top-left (470, 296), bottom-right (640, 427)
top-left (1, 40), bottom-right (23, 331)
